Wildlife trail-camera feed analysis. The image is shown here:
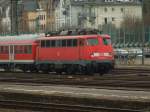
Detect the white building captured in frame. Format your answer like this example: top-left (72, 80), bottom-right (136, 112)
top-left (37, 9), bottom-right (47, 32)
top-left (1, 6), bottom-right (11, 33)
top-left (55, 0), bottom-right (142, 30)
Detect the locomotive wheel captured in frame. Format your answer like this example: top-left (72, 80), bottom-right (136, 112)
top-left (66, 65), bottom-right (74, 75)
top-left (99, 71), bottom-right (104, 76)
top-left (86, 65), bottom-right (94, 75)
top-left (42, 70), bottom-right (49, 74)
top-left (4, 66), bottom-right (10, 72)
top-left (55, 69), bottom-right (63, 75)
top-left (22, 68), bottom-right (28, 72)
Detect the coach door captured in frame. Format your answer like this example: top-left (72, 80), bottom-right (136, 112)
top-left (9, 45), bottom-right (15, 62)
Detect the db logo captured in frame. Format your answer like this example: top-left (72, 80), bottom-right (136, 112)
top-left (57, 52), bottom-right (60, 56)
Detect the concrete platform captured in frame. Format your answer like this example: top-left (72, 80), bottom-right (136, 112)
top-left (115, 65), bottom-right (150, 69)
top-left (0, 83), bottom-right (150, 102)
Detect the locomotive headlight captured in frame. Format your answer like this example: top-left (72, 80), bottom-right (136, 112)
top-left (104, 52), bottom-right (112, 56)
top-left (91, 52), bottom-right (100, 57)
top-left (91, 52), bottom-right (112, 57)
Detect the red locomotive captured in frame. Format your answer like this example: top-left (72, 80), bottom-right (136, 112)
top-left (0, 30), bottom-right (114, 75)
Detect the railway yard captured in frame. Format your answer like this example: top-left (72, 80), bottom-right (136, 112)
top-left (0, 66), bottom-right (149, 112)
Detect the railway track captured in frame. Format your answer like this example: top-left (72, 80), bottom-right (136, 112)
top-left (0, 100), bottom-right (144, 112)
top-left (0, 68), bottom-right (149, 112)
top-left (0, 68), bottom-right (150, 89)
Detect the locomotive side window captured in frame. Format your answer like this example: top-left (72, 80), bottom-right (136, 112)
top-left (46, 40), bottom-right (51, 47)
top-left (40, 39), bottom-right (77, 48)
top-left (51, 40), bottom-right (56, 47)
top-left (67, 39), bottom-right (72, 47)
top-left (66, 39), bottom-right (77, 47)
top-left (87, 38), bottom-right (99, 46)
top-left (57, 40), bottom-right (62, 47)
top-left (62, 40), bottom-right (67, 47)
top-left (72, 39), bottom-right (77, 47)
top-left (41, 40), bottom-right (45, 48)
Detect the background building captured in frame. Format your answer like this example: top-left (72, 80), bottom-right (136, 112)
top-left (55, 0), bottom-right (142, 30)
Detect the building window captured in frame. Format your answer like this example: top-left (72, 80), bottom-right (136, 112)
top-left (112, 8), bottom-right (114, 11)
top-left (112, 17), bottom-right (115, 21)
top-left (104, 18), bottom-right (107, 24)
top-left (104, 8), bottom-right (107, 12)
top-left (121, 8), bottom-right (124, 12)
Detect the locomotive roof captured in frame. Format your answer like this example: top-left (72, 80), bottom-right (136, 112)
top-left (37, 35), bottom-right (101, 40)
top-left (37, 34), bottom-right (110, 40)
top-left (0, 34), bottom-right (40, 45)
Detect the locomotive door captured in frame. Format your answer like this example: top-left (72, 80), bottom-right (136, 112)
top-left (79, 39), bottom-right (85, 60)
top-left (9, 45), bottom-right (15, 62)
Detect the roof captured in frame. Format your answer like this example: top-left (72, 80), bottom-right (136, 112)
top-left (0, 34), bottom-right (40, 44)
top-left (37, 35), bottom-right (100, 40)
top-left (101, 34), bottom-right (111, 39)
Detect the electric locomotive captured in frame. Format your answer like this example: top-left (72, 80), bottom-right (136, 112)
top-left (36, 29), bottom-right (114, 74)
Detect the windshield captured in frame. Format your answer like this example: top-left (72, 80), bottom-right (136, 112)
top-left (87, 38), bottom-right (99, 46)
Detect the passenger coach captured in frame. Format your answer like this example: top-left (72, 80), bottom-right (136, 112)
top-left (0, 35), bottom-right (39, 71)
top-left (36, 34), bottom-right (114, 74)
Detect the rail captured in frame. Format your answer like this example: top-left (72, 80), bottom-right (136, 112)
top-left (0, 100), bottom-right (143, 112)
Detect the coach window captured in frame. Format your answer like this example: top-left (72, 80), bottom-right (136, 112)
top-left (27, 45), bottom-right (32, 53)
top-left (62, 39), bottom-right (67, 47)
top-left (0, 46), bottom-right (8, 54)
top-left (24, 45), bottom-right (32, 54)
top-left (4, 46), bottom-right (8, 53)
top-left (15, 45), bottom-right (23, 54)
top-left (87, 38), bottom-right (99, 46)
top-left (51, 40), bottom-right (56, 47)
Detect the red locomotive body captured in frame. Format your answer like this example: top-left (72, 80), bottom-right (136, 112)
top-left (0, 35), bottom-right (39, 71)
top-left (36, 34), bottom-right (114, 74)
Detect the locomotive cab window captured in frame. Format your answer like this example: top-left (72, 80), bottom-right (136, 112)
top-left (103, 38), bottom-right (110, 45)
top-left (87, 38), bottom-right (99, 46)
